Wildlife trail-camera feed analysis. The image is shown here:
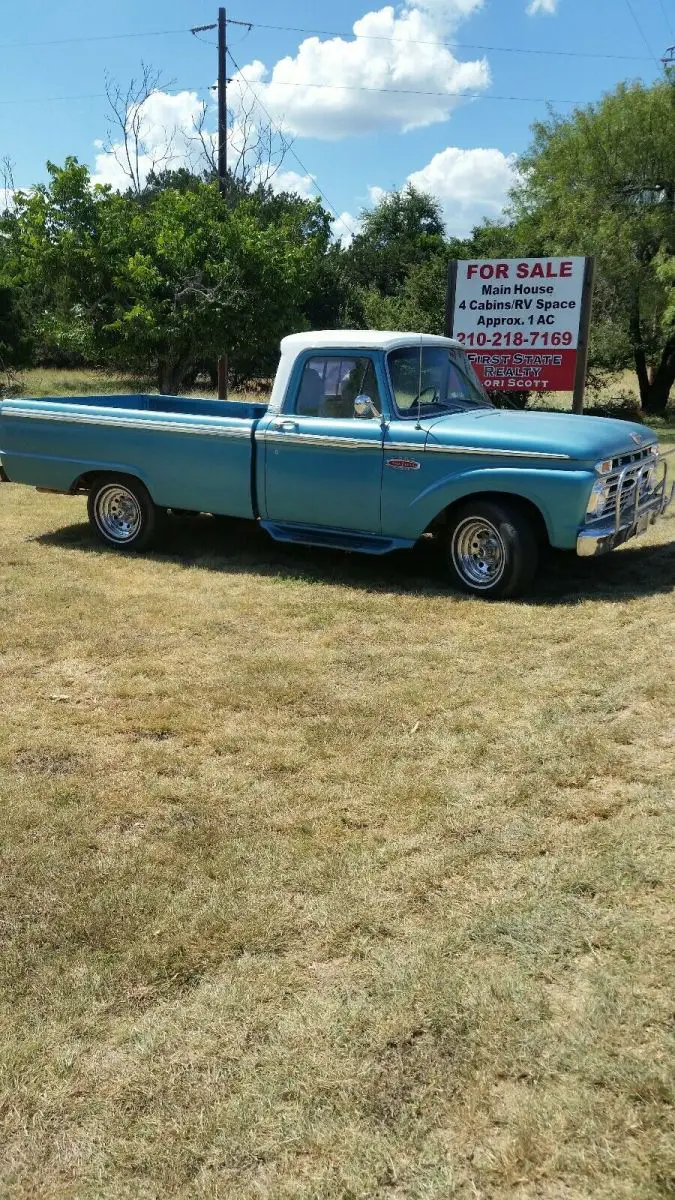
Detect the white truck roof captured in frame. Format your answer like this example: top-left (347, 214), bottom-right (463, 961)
top-left (280, 330), bottom-right (462, 354)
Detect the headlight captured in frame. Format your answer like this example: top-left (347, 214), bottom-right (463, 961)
top-left (587, 478), bottom-right (611, 517)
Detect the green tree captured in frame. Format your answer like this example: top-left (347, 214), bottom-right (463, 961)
top-left (0, 159), bottom-right (115, 363)
top-left (358, 252), bottom-right (448, 333)
top-left (510, 78), bottom-right (675, 412)
top-left (345, 184), bottom-right (446, 301)
top-left (0, 160), bottom-right (336, 392)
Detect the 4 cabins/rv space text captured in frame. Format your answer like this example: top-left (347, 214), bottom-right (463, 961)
top-left (457, 261), bottom-right (577, 340)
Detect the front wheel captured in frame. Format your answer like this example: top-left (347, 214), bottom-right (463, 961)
top-left (443, 499), bottom-right (539, 599)
top-left (87, 475), bottom-right (160, 551)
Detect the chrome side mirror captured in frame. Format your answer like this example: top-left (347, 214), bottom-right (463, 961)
top-left (353, 394), bottom-right (379, 419)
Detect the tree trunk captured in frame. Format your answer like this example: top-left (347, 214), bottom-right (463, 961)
top-left (642, 332), bottom-right (675, 415)
top-left (629, 289), bottom-right (674, 414)
top-left (157, 360), bottom-right (187, 394)
top-left (629, 294), bottom-right (650, 408)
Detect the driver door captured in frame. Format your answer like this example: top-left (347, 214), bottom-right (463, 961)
top-left (263, 354), bottom-right (384, 532)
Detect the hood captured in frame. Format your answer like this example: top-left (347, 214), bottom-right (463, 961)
top-left (423, 408), bottom-right (658, 464)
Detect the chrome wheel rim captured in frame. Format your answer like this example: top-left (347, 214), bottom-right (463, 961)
top-left (94, 484), bottom-right (142, 543)
top-left (451, 516), bottom-right (506, 589)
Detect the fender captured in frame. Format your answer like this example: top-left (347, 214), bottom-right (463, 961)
top-left (383, 463), bottom-right (595, 550)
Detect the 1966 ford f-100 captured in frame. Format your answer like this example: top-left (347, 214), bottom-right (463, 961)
top-left (1, 331), bottom-right (672, 598)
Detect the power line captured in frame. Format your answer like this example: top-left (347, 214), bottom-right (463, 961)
top-left (0, 81), bottom-right (586, 108)
top-left (623, 0), bottom-right (661, 65)
top-left (228, 78), bottom-right (581, 104)
top-left (0, 86), bottom-right (212, 106)
top-left (226, 48), bottom-right (356, 239)
top-left (0, 19), bottom-right (656, 63)
top-left (0, 92), bottom-right (107, 105)
top-left (226, 17), bottom-right (654, 62)
top-left (0, 27), bottom-right (193, 51)
top-left (655, 0), bottom-right (674, 39)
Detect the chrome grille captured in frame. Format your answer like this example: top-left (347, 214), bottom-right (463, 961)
top-left (610, 445), bottom-right (656, 471)
top-left (605, 461), bottom-right (656, 515)
top-left (587, 447), bottom-right (667, 530)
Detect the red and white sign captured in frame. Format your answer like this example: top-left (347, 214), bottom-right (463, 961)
top-left (450, 257), bottom-right (587, 392)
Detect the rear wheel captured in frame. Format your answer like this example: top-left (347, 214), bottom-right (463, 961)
top-left (87, 475), bottom-right (159, 551)
top-left (443, 499), bottom-right (539, 599)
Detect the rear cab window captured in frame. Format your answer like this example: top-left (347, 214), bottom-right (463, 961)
top-left (293, 356), bottom-right (382, 419)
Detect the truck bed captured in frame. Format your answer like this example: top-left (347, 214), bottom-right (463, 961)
top-left (24, 393), bottom-right (269, 422)
top-left (0, 393), bottom-right (270, 519)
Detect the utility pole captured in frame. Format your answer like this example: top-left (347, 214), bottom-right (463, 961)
top-left (190, 11), bottom-right (229, 398)
top-left (218, 7), bottom-right (227, 192)
top-left (217, 7), bottom-right (229, 399)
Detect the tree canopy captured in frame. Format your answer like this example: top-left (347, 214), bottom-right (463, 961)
top-left (1, 159), bottom-right (339, 391)
top-left (509, 78), bottom-right (675, 412)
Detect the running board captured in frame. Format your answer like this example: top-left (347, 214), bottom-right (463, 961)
top-left (260, 521), bottom-right (414, 555)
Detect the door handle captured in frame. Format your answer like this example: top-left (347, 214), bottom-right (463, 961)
top-left (272, 419), bottom-right (299, 433)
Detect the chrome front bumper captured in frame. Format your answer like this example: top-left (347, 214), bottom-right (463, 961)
top-left (577, 449), bottom-right (674, 557)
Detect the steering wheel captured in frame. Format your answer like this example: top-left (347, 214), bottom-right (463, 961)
top-left (411, 385), bottom-right (440, 407)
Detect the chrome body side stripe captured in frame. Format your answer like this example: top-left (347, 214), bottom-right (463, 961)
top-left (387, 440), bottom-right (570, 460)
top-left (259, 429), bottom-right (381, 451)
top-left (1, 407), bottom-right (252, 440)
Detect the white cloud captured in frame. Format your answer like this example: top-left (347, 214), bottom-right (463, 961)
top-left (332, 211), bottom-right (362, 245)
top-left (91, 84), bottom-right (294, 194)
top-left (403, 0), bottom-right (486, 20)
top-left (230, 2), bottom-right (490, 140)
top-left (340, 145), bottom-right (515, 243)
top-left (91, 89), bottom-right (205, 190)
top-left (526, 0), bottom-right (558, 14)
top-left (404, 145), bottom-right (517, 236)
top-left (368, 185), bottom-right (387, 206)
top-left (265, 169), bottom-right (316, 198)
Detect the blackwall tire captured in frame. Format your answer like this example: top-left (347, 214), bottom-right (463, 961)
top-left (444, 499), bottom-right (539, 599)
top-left (87, 475), bottom-right (158, 551)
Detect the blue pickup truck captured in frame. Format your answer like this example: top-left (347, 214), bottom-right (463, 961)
top-left (1, 331), bottom-right (672, 598)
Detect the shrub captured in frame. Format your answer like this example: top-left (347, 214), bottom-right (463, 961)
top-left (584, 391), bottom-right (643, 422)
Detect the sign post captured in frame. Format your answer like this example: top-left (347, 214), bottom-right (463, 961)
top-left (571, 257), bottom-right (596, 414)
top-left (445, 256), bottom-right (594, 410)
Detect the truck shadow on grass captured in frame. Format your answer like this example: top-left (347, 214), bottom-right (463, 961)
top-left (34, 514), bottom-right (675, 605)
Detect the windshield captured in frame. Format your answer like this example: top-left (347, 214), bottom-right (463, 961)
top-left (387, 346), bottom-right (493, 418)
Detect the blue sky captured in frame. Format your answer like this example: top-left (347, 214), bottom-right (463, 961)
top-left (0, 0), bottom-right (670, 238)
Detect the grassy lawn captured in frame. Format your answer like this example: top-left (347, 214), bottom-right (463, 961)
top-left (13, 367), bottom-right (261, 405)
top-left (15, 367), bottom-right (157, 398)
top-left (0, 480), bottom-right (673, 1199)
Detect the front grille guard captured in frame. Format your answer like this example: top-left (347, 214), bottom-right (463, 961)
top-left (587, 447), bottom-right (674, 533)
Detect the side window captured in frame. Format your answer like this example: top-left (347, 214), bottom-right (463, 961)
top-left (294, 356), bottom-right (381, 419)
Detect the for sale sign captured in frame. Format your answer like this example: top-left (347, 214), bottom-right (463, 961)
top-left (447, 257), bottom-right (589, 392)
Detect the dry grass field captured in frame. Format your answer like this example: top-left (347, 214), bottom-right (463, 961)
top-left (1, 448), bottom-right (674, 1199)
top-left (10, 364), bottom-right (651, 409)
